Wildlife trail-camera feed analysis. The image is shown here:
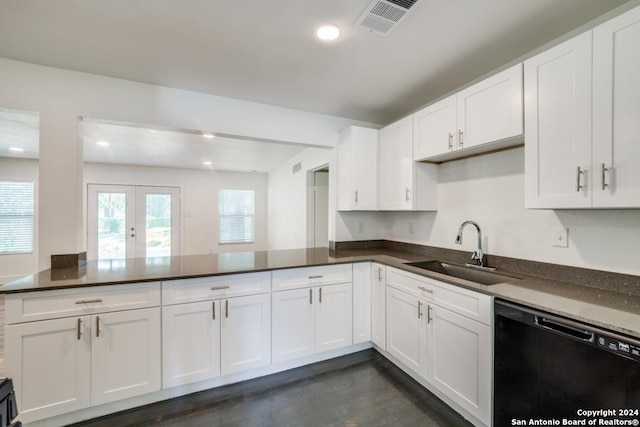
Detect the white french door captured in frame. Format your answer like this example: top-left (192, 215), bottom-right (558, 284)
top-left (87, 184), bottom-right (180, 260)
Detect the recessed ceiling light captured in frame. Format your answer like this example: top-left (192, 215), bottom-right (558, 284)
top-left (203, 161), bottom-right (212, 166)
top-left (96, 141), bottom-right (110, 147)
top-left (202, 133), bottom-right (215, 139)
top-left (317, 24), bottom-right (340, 41)
top-left (9, 146), bottom-right (24, 152)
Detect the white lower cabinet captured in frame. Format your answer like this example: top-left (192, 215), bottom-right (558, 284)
top-left (5, 316), bottom-right (91, 420)
top-left (162, 300), bottom-right (221, 388)
top-left (5, 306), bottom-right (161, 421)
top-left (371, 263), bottom-right (386, 349)
top-left (427, 304), bottom-right (491, 426)
top-left (384, 266), bottom-right (492, 426)
top-left (162, 293), bottom-right (271, 388)
top-left (220, 293), bottom-right (271, 375)
top-left (352, 262), bottom-right (372, 344)
top-left (4, 283), bottom-right (162, 423)
top-left (272, 282), bottom-right (353, 363)
top-left (386, 286), bottom-right (427, 375)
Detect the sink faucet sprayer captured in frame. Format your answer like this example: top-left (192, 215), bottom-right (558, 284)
top-left (455, 220), bottom-right (495, 271)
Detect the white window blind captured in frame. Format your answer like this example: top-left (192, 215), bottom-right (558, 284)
top-left (0, 180), bottom-right (34, 254)
top-left (218, 189), bottom-right (254, 244)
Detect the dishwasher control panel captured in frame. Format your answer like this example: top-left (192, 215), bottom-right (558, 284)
top-left (596, 334), bottom-right (640, 361)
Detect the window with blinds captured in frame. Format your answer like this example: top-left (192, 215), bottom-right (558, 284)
top-left (0, 180), bottom-right (35, 254)
top-left (218, 189), bottom-right (255, 244)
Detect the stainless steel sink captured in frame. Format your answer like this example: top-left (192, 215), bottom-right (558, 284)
top-left (405, 260), bottom-right (520, 285)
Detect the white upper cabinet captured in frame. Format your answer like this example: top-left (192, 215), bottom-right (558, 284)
top-left (378, 115), bottom-right (438, 211)
top-left (524, 32), bottom-right (593, 209)
top-left (526, 5), bottom-right (640, 209)
top-left (337, 126), bottom-right (378, 211)
top-left (413, 94), bottom-right (457, 160)
top-left (593, 6), bottom-right (640, 208)
top-left (414, 64), bottom-right (523, 162)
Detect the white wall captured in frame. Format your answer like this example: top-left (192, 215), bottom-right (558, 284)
top-left (0, 158), bottom-right (39, 283)
top-left (84, 163), bottom-right (268, 256)
top-left (0, 58), bottom-right (376, 269)
top-left (383, 148), bottom-right (640, 276)
top-left (267, 147), bottom-right (333, 250)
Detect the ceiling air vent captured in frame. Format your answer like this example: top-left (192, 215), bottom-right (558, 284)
top-left (354, 0), bottom-right (424, 36)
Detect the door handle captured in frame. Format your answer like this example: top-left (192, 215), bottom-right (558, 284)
top-left (77, 318), bottom-right (82, 340)
top-left (309, 288), bottom-right (313, 305)
top-left (418, 301), bottom-right (423, 319)
top-left (212, 301), bottom-right (216, 320)
top-left (96, 316), bottom-right (101, 338)
top-left (427, 305), bottom-right (433, 324)
top-left (225, 300), bottom-right (229, 318)
top-left (448, 132), bottom-right (453, 150)
top-left (601, 163), bottom-right (610, 191)
top-left (458, 129), bottom-right (464, 148)
top-left (576, 166), bottom-right (585, 192)
top-left (319, 287), bottom-right (322, 304)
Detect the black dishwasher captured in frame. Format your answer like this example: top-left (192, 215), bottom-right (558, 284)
top-left (494, 300), bottom-right (640, 425)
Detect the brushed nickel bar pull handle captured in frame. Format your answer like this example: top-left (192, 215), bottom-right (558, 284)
top-left (309, 288), bottom-right (313, 305)
top-left (448, 132), bottom-right (453, 150)
top-left (319, 287), bottom-right (322, 304)
top-left (212, 301), bottom-right (216, 320)
top-left (75, 299), bottom-right (103, 304)
top-left (458, 129), bottom-right (464, 148)
top-left (225, 300), bottom-right (229, 318)
top-left (210, 286), bottom-right (230, 291)
top-left (377, 267), bottom-right (383, 282)
top-left (354, 190), bottom-right (358, 204)
top-left (601, 163), bottom-right (609, 190)
top-left (77, 318), bottom-right (82, 340)
top-left (418, 286), bottom-right (433, 294)
top-left (405, 187), bottom-right (410, 202)
top-left (418, 301), bottom-right (423, 319)
top-left (96, 316), bottom-right (101, 338)
top-left (576, 166), bottom-right (584, 192)
top-left (308, 275), bottom-right (323, 279)
top-left (427, 305), bottom-right (433, 324)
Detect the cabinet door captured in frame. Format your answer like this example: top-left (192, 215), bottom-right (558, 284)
top-left (352, 263), bottom-right (371, 344)
top-left (524, 32), bottom-right (593, 208)
top-left (378, 115), bottom-right (414, 210)
top-left (221, 293), bottom-right (271, 374)
top-left (385, 287), bottom-right (426, 376)
top-left (457, 63), bottom-right (523, 150)
top-left (593, 6), bottom-right (640, 208)
top-left (426, 305), bottom-right (491, 426)
top-left (4, 317), bottom-right (91, 421)
top-left (271, 288), bottom-right (315, 363)
top-left (91, 307), bottom-right (161, 406)
top-left (162, 301), bottom-right (220, 388)
top-left (413, 95), bottom-right (457, 160)
top-left (338, 126), bottom-right (378, 211)
top-left (315, 283), bottom-right (353, 353)
top-left (371, 263), bottom-right (386, 349)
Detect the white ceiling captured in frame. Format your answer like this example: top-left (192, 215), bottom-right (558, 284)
top-left (81, 119), bottom-right (311, 173)
top-left (0, 0), bottom-right (629, 125)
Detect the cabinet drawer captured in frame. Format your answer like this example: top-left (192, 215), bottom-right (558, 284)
top-left (272, 264), bottom-right (352, 291)
top-left (5, 282), bottom-right (161, 324)
top-left (386, 267), bottom-right (492, 325)
top-left (162, 272), bottom-right (271, 305)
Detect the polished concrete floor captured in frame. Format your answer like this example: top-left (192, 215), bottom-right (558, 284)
top-left (72, 350), bottom-right (474, 427)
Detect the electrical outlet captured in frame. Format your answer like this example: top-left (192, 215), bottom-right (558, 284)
top-left (552, 227), bottom-right (569, 248)
top-left (357, 221), bottom-right (364, 233)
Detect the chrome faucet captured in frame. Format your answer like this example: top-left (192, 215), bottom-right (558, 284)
top-left (455, 220), bottom-right (486, 268)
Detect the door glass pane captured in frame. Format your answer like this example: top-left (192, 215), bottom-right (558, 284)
top-left (145, 193), bottom-right (172, 257)
top-left (97, 192), bottom-right (127, 259)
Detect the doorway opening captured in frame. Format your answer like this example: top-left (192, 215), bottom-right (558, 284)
top-left (87, 184), bottom-right (181, 260)
top-left (306, 165), bottom-right (329, 248)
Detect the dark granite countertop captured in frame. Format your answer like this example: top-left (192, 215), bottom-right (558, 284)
top-left (2, 246), bottom-right (639, 339)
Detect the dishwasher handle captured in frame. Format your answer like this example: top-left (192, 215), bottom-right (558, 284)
top-left (534, 315), bottom-right (595, 342)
